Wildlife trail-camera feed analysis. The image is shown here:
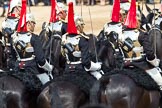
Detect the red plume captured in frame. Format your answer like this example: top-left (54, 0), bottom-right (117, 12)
top-left (17, 0), bottom-right (27, 32)
top-left (124, 0), bottom-right (137, 28)
top-left (67, 2), bottom-right (77, 34)
top-left (111, 0), bottom-right (120, 22)
top-left (49, 0), bottom-right (57, 22)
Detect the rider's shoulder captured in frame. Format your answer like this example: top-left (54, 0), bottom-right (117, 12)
top-left (59, 19), bottom-right (67, 24)
top-left (79, 33), bottom-right (89, 40)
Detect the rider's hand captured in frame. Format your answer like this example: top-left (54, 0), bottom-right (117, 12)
top-left (85, 61), bottom-right (101, 71)
top-left (147, 57), bottom-right (160, 67)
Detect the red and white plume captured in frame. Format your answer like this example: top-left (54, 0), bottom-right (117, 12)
top-left (111, 0), bottom-right (120, 22)
top-left (49, 0), bottom-right (57, 22)
top-left (124, 0), bottom-right (137, 28)
top-left (67, 2), bottom-right (77, 34)
top-left (17, 0), bottom-right (27, 32)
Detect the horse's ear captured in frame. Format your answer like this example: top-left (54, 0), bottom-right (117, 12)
top-left (42, 22), bottom-right (48, 30)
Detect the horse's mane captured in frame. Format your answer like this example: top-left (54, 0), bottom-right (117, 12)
top-left (44, 72), bottom-right (96, 95)
top-left (0, 71), bottom-right (42, 92)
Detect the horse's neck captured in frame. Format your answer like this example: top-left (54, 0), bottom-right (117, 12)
top-left (39, 30), bottom-right (62, 66)
top-left (149, 28), bottom-right (162, 60)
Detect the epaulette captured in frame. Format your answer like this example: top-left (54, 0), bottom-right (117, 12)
top-left (134, 29), bottom-right (139, 33)
top-left (80, 33), bottom-right (89, 39)
top-left (139, 28), bottom-right (146, 33)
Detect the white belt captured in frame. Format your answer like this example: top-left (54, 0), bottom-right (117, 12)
top-left (6, 43), bottom-right (11, 46)
top-left (67, 61), bottom-right (81, 65)
top-left (124, 56), bottom-right (142, 61)
top-left (18, 56), bottom-right (35, 62)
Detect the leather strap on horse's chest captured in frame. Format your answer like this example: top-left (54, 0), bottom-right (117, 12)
top-left (100, 90), bottom-right (108, 104)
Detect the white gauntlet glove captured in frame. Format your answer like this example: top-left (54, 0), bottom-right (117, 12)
top-left (84, 61), bottom-right (103, 80)
top-left (39, 60), bottom-right (53, 72)
top-left (84, 61), bottom-right (101, 71)
top-left (146, 57), bottom-right (160, 67)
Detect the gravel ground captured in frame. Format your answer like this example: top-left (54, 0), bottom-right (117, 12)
top-left (0, 3), bottom-right (161, 35)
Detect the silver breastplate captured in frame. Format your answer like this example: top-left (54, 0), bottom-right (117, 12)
top-left (12, 32), bottom-right (34, 59)
top-left (65, 35), bottom-right (81, 62)
top-left (48, 21), bottom-right (63, 32)
top-left (2, 18), bottom-right (19, 31)
top-left (122, 30), bottom-right (139, 41)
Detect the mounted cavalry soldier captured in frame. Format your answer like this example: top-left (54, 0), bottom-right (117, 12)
top-left (2, 0), bottom-right (22, 37)
top-left (43, 2), bottom-right (67, 37)
top-left (11, 0), bottom-right (53, 84)
top-left (1, 0), bottom-right (22, 70)
top-left (102, 0), bottom-right (123, 41)
top-left (49, 2), bottom-right (68, 36)
top-left (62, 2), bottom-right (103, 80)
top-left (123, 0), bottom-right (162, 94)
top-left (55, 2), bottom-right (67, 36)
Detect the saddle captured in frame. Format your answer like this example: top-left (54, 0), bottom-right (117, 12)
top-left (124, 56), bottom-right (155, 71)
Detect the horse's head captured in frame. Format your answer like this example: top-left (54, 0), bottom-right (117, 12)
top-left (39, 22), bottom-right (65, 74)
top-left (148, 27), bottom-right (162, 60)
top-left (107, 31), bottom-right (119, 49)
top-left (97, 22), bottom-right (122, 48)
top-left (104, 22), bottom-right (122, 38)
top-left (97, 34), bottom-right (117, 69)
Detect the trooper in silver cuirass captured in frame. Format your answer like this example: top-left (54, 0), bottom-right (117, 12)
top-left (11, 12), bottom-right (54, 85)
top-left (62, 2), bottom-right (103, 80)
top-left (1, 0), bottom-right (22, 70)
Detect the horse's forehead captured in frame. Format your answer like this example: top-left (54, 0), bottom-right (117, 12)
top-left (122, 30), bottom-right (139, 41)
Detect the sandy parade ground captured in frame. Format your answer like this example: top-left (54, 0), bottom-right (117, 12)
top-left (0, 2), bottom-right (161, 36)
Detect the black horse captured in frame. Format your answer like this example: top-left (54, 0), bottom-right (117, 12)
top-left (148, 26), bottom-right (162, 60)
top-left (148, 25), bottom-right (162, 107)
top-left (39, 27), bottom-right (66, 76)
top-left (37, 31), bottom-right (116, 108)
top-left (0, 70), bottom-right (42, 108)
top-left (89, 30), bottom-right (161, 108)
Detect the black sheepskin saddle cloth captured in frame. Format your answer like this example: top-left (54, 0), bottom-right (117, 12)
top-left (102, 68), bottom-right (159, 91)
top-left (49, 71), bottom-right (96, 95)
top-left (0, 71), bottom-right (42, 92)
